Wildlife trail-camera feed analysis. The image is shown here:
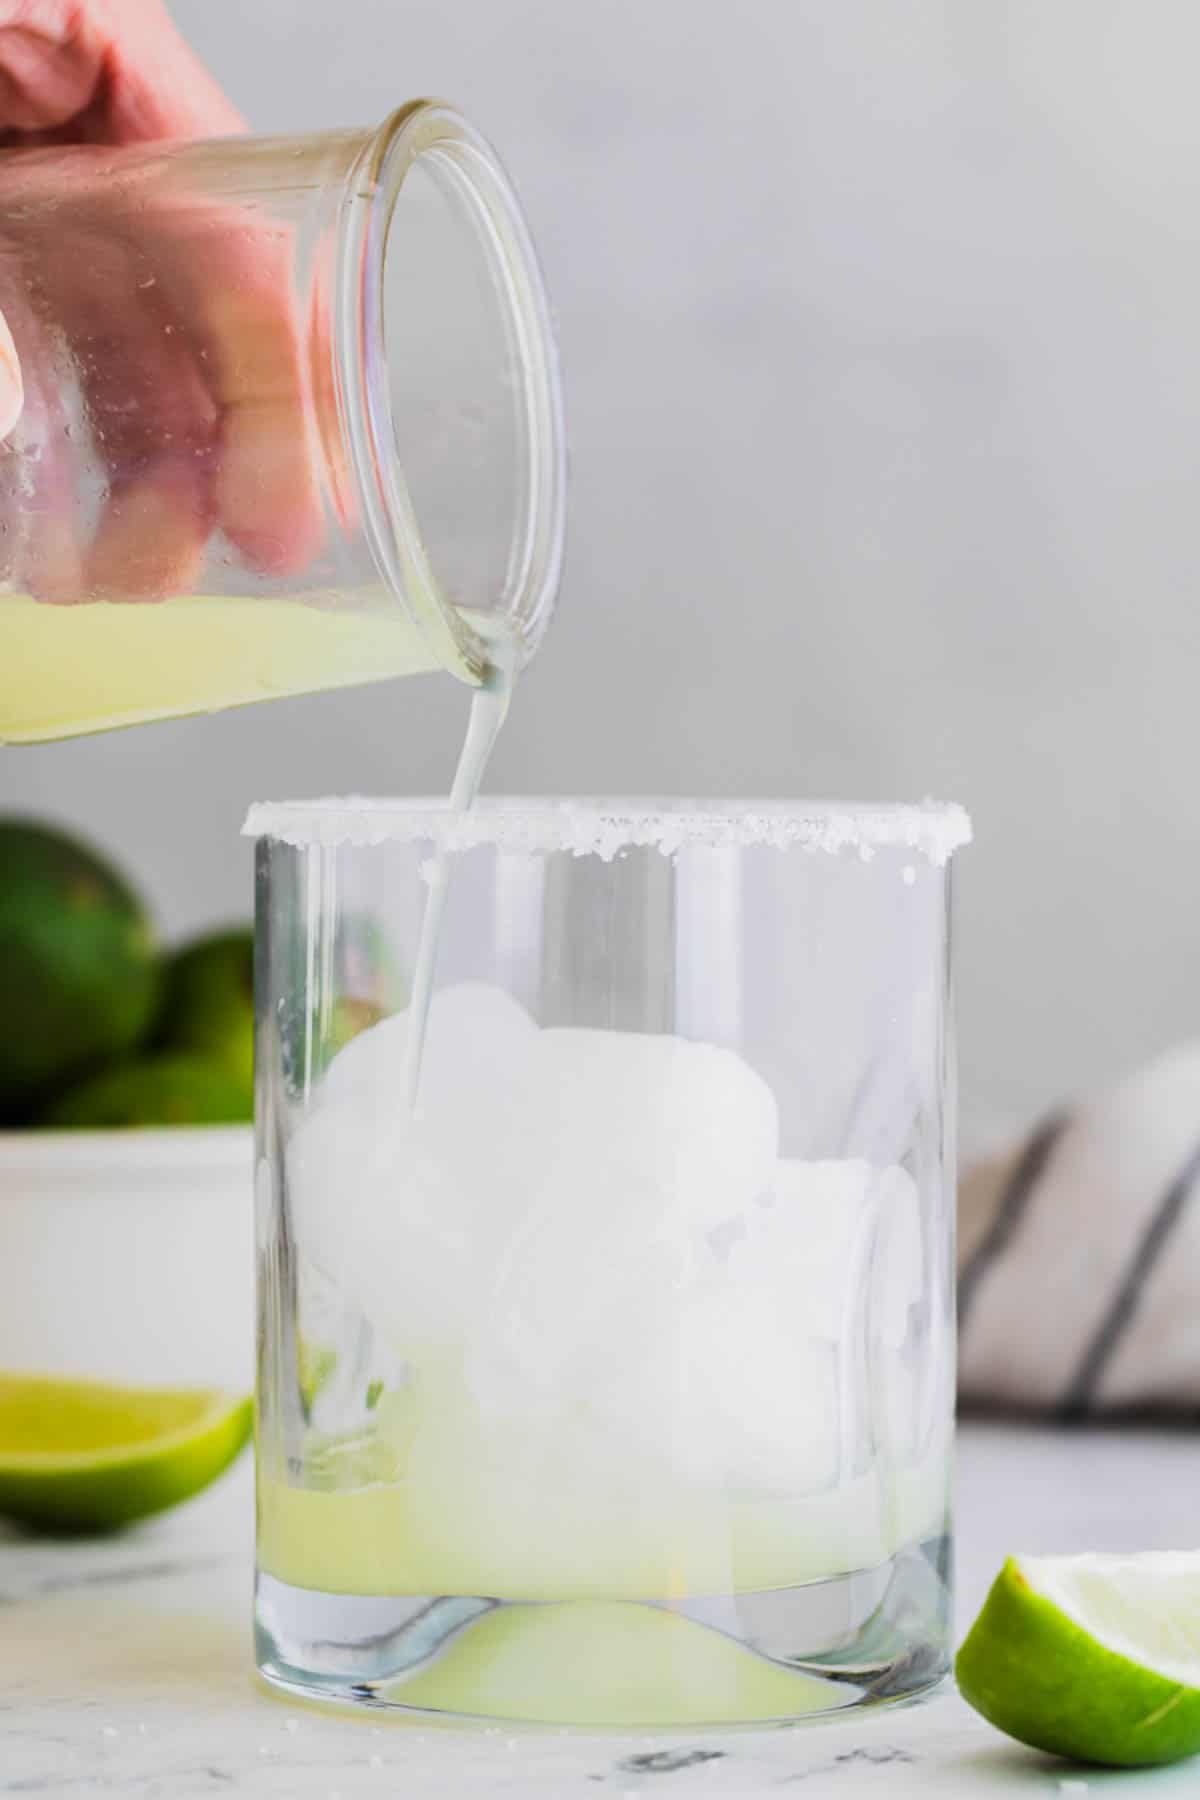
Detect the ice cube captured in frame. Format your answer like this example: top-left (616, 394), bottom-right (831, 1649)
top-left (733, 1160), bottom-right (876, 1342)
top-left (465, 1028), bottom-right (778, 1412)
top-left (582, 1273), bottom-right (845, 1494)
top-left (544, 1159), bottom-right (921, 1496)
top-left (505, 1028), bottom-right (779, 1233)
top-left (288, 983), bottom-right (540, 1355)
top-left (288, 1091), bottom-right (474, 1353)
top-left (731, 1160), bottom-right (922, 1349)
top-left (683, 1280), bottom-right (844, 1492)
top-left (870, 1165), bottom-right (924, 1350)
top-left (318, 980), bottom-right (537, 1113)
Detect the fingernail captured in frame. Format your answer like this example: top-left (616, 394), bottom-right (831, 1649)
top-left (0, 333), bottom-right (23, 440)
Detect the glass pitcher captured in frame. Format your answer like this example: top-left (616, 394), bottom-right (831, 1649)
top-left (0, 101), bottom-right (565, 743)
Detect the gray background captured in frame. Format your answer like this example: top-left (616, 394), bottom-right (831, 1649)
top-left (2, 0), bottom-right (1196, 1155)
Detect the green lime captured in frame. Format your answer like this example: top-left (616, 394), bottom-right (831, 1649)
top-left (39, 1052), bottom-right (252, 1128)
top-left (0, 820), bottom-right (159, 1119)
top-left (957, 1552), bottom-right (1200, 1767)
top-left (0, 1375), bottom-right (251, 1531)
top-left (156, 929), bottom-right (254, 1090)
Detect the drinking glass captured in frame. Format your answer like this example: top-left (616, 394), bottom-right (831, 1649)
top-left (248, 798), bottom-right (970, 1726)
top-left (0, 103), bottom-right (565, 741)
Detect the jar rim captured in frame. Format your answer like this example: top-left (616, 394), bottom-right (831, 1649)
top-left (339, 100), bottom-right (566, 682)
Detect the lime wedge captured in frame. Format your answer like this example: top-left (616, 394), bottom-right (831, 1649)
top-left (957, 1553), bottom-right (1200, 1767)
top-left (0, 1375), bottom-right (251, 1532)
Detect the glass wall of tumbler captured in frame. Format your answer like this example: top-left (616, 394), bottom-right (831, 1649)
top-left (248, 799), bottom-right (970, 1726)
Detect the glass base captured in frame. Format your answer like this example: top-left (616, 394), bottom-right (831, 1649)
top-left (254, 1534), bottom-right (951, 1727)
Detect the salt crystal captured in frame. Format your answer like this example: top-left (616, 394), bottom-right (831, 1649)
top-left (244, 797), bottom-right (973, 867)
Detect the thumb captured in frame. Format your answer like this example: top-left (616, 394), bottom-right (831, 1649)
top-left (0, 310), bottom-right (21, 439)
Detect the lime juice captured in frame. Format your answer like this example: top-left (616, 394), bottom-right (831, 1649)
top-left (0, 592), bottom-right (449, 743)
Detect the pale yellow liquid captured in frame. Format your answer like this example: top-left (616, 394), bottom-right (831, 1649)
top-left (259, 1455), bottom-right (945, 1600)
top-left (259, 1463), bottom-right (947, 1723)
top-left (0, 593), bottom-right (446, 743)
top-left (258, 1377), bottom-right (949, 1722)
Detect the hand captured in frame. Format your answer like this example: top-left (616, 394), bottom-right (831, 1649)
top-left (0, 0), bottom-right (243, 439)
top-left (0, 2), bottom-right (325, 598)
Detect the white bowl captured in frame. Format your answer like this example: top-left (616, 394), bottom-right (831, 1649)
top-left (0, 1127), bottom-right (254, 1391)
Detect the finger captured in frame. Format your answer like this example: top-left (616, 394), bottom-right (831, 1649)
top-left (86, 452), bottom-right (209, 599)
top-left (0, 3), bottom-right (113, 134)
top-left (35, 213), bottom-right (218, 598)
top-left (211, 261), bottom-right (323, 576)
top-left (11, 322), bottom-right (84, 603)
top-left (8, 184), bottom-right (321, 600)
top-left (164, 208), bottom-right (325, 577)
top-left (98, 0), bottom-right (245, 142)
top-left (0, 303), bottom-right (21, 437)
top-left (307, 238), bottom-right (358, 534)
top-left (0, 0), bottom-right (244, 144)
top-left (0, 211), bottom-right (87, 600)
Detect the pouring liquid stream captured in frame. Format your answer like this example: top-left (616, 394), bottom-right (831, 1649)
top-left (401, 632), bottom-right (515, 1112)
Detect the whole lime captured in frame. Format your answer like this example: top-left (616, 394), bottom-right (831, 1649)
top-left (40, 1052), bottom-right (252, 1129)
top-left (0, 820), bottom-right (159, 1120)
top-left (157, 928), bottom-right (254, 1090)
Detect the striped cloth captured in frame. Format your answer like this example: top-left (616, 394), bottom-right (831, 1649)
top-left (958, 1043), bottom-right (1200, 1417)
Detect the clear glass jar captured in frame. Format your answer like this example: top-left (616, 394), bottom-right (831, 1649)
top-left (0, 102), bottom-right (565, 742)
top-left (246, 796), bottom-right (970, 1727)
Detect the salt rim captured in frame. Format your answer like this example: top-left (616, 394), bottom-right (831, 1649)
top-left (242, 798), bottom-right (971, 864)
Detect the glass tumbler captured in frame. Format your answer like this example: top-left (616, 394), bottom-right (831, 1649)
top-left (0, 102), bottom-right (565, 742)
top-left (248, 798), bottom-right (971, 1727)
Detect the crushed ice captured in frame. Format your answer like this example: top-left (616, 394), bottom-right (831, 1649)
top-left (288, 982), bottom-right (925, 1494)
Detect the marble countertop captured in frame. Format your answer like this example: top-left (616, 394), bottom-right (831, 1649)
top-left (2, 1421), bottom-right (1198, 1797)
